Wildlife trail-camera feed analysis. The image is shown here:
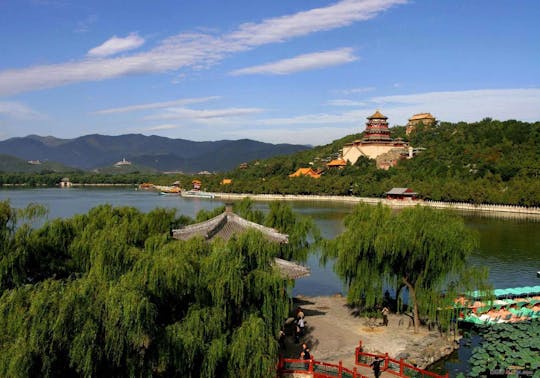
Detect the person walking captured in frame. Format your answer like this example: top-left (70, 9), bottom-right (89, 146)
top-left (300, 343), bottom-right (311, 370)
top-left (370, 356), bottom-right (383, 378)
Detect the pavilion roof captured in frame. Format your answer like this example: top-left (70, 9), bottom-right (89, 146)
top-left (367, 110), bottom-right (387, 120)
top-left (172, 208), bottom-right (310, 279)
top-left (326, 159), bottom-right (347, 167)
top-left (172, 209), bottom-right (289, 243)
top-left (386, 187), bottom-right (417, 195)
top-left (289, 168), bottom-right (321, 179)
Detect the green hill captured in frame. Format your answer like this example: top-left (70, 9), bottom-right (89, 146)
top-left (202, 118), bottom-right (540, 206)
top-left (0, 154), bottom-right (77, 173)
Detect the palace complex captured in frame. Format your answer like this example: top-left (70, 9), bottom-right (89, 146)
top-left (342, 110), bottom-right (411, 169)
top-left (406, 112), bottom-right (436, 135)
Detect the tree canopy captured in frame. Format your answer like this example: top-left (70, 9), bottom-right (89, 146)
top-left (0, 200), bottom-right (313, 377)
top-left (322, 203), bottom-right (491, 332)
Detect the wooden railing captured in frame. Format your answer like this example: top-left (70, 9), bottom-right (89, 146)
top-left (354, 341), bottom-right (449, 378)
top-left (277, 357), bottom-right (368, 378)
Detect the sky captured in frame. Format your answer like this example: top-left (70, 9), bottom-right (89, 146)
top-left (0, 0), bottom-right (539, 146)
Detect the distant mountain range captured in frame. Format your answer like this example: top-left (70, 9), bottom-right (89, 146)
top-left (0, 134), bottom-right (310, 173)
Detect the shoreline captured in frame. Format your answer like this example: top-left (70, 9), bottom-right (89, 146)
top-left (2, 186), bottom-right (539, 217)
top-left (214, 192), bottom-right (540, 217)
top-left (284, 295), bottom-right (459, 372)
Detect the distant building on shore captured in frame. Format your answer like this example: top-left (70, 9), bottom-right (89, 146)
top-left (406, 113), bottom-right (436, 135)
top-left (342, 110), bottom-right (409, 169)
top-left (114, 158), bottom-right (131, 167)
top-left (59, 177), bottom-right (72, 188)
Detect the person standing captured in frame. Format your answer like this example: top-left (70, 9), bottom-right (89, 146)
top-left (370, 356), bottom-right (383, 378)
top-left (298, 316), bottom-right (305, 336)
top-left (381, 306), bottom-right (390, 327)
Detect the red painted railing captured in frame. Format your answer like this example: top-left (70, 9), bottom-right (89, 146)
top-left (354, 341), bottom-right (449, 378)
top-left (277, 357), bottom-right (369, 378)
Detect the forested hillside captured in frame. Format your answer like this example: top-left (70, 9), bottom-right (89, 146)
top-left (204, 119), bottom-right (540, 206)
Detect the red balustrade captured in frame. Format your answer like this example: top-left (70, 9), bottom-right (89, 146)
top-left (354, 341), bottom-right (449, 378)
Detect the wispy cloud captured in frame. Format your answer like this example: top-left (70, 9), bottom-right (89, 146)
top-left (326, 99), bottom-right (367, 106)
top-left (145, 107), bottom-right (265, 121)
top-left (0, 101), bottom-right (44, 120)
top-left (337, 86), bottom-right (376, 95)
top-left (369, 88), bottom-right (540, 123)
top-left (87, 33), bottom-right (145, 57)
top-left (230, 48), bottom-right (357, 76)
top-left (94, 96), bottom-right (220, 114)
top-left (0, 0), bottom-right (406, 96)
top-left (142, 124), bottom-right (180, 131)
top-left (256, 88), bottom-right (540, 129)
top-left (75, 14), bottom-right (98, 33)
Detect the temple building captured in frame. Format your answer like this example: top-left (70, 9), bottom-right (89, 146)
top-left (342, 110), bottom-right (409, 168)
top-left (289, 167), bottom-right (322, 179)
top-left (171, 205), bottom-right (310, 280)
top-left (406, 112), bottom-right (436, 135)
top-left (326, 158), bottom-right (347, 169)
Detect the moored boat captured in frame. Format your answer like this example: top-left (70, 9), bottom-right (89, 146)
top-left (181, 190), bottom-right (215, 199)
top-left (456, 285), bottom-right (540, 325)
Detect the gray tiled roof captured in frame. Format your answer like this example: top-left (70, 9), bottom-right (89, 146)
top-left (172, 211), bottom-right (288, 243)
top-left (171, 209), bottom-right (309, 279)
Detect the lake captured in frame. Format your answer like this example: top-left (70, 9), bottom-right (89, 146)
top-left (1, 187), bottom-right (539, 297)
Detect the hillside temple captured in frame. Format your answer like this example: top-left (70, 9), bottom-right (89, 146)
top-left (342, 110), bottom-right (411, 169)
top-left (406, 112), bottom-right (436, 135)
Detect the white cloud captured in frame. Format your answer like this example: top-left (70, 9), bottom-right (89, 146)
top-left (337, 86), bottom-right (375, 94)
top-left (369, 88), bottom-right (540, 124)
top-left (0, 0), bottom-right (406, 96)
top-left (142, 124), bottom-right (180, 131)
top-left (225, 0), bottom-right (406, 47)
top-left (87, 33), bottom-right (145, 57)
top-left (94, 96), bottom-right (220, 114)
top-left (253, 88), bottom-right (540, 140)
top-left (0, 101), bottom-right (44, 120)
top-left (221, 126), bottom-right (359, 146)
top-left (230, 48), bottom-right (357, 76)
top-left (145, 107), bottom-right (265, 122)
top-left (326, 99), bottom-right (367, 106)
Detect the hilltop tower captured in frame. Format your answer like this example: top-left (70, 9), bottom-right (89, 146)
top-left (363, 110), bottom-right (392, 142)
top-left (341, 110), bottom-right (408, 168)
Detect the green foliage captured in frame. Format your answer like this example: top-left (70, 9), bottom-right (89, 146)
top-left (323, 203), bottom-right (490, 331)
top-left (467, 320), bottom-right (540, 377)
top-left (200, 118), bottom-right (540, 206)
top-left (0, 201), bottom-right (302, 376)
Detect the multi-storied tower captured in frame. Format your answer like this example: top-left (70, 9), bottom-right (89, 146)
top-left (342, 110), bottom-right (409, 169)
top-left (363, 110), bottom-right (392, 142)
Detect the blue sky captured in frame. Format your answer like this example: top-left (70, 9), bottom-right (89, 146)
top-left (0, 0), bottom-right (539, 146)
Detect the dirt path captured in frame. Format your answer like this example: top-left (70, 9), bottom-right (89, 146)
top-left (281, 295), bottom-right (450, 373)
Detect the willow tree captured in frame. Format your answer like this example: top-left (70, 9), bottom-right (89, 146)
top-left (323, 203), bottom-right (490, 332)
top-left (0, 202), bottom-right (302, 376)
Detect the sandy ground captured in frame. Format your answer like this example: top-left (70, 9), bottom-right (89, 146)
top-left (281, 295), bottom-right (448, 374)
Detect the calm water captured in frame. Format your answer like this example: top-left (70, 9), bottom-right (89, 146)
top-left (1, 188), bottom-right (539, 296)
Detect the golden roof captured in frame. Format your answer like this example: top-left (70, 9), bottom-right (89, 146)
top-left (288, 168), bottom-right (321, 179)
top-left (409, 113), bottom-right (435, 121)
top-left (327, 159), bottom-right (347, 167)
top-left (367, 110), bottom-right (387, 120)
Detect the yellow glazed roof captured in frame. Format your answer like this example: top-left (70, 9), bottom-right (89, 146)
top-left (367, 110), bottom-right (387, 119)
top-left (409, 113), bottom-right (435, 121)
